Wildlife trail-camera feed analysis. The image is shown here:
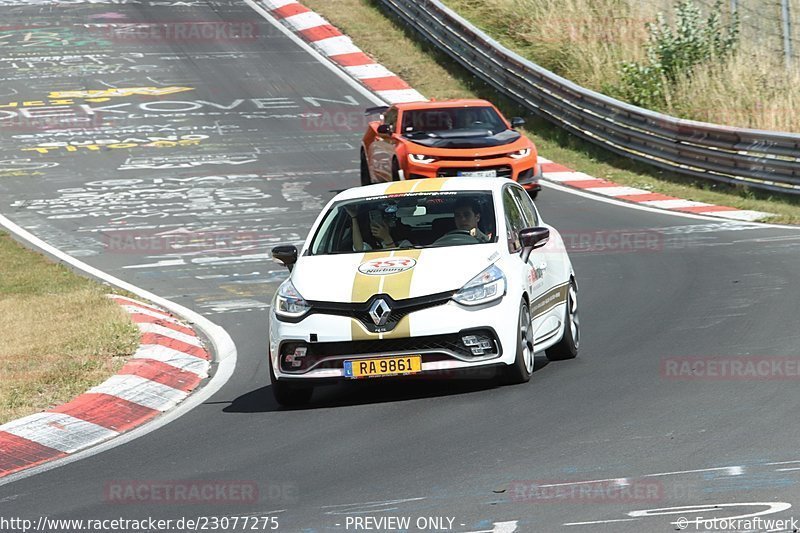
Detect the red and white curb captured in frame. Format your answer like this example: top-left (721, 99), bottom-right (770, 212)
top-left (255, 0), bottom-right (773, 222)
top-left (256, 0), bottom-right (425, 104)
top-left (538, 157), bottom-right (772, 222)
top-left (0, 295), bottom-right (210, 479)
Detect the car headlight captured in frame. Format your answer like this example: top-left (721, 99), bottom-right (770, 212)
top-left (508, 148), bottom-right (531, 159)
top-left (275, 279), bottom-right (311, 319)
top-left (453, 264), bottom-right (506, 306)
top-left (409, 153), bottom-right (437, 164)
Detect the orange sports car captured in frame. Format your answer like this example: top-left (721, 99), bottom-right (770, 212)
top-left (360, 99), bottom-right (541, 197)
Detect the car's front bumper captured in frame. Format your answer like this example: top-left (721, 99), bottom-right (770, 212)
top-left (406, 157), bottom-right (541, 191)
top-left (269, 297), bottom-right (520, 381)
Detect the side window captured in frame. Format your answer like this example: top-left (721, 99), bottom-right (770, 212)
top-left (503, 188), bottom-right (525, 253)
top-left (384, 108), bottom-right (398, 132)
top-left (511, 186), bottom-right (538, 227)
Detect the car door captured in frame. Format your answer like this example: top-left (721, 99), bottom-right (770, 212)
top-left (368, 107), bottom-right (399, 181)
top-left (506, 186), bottom-right (561, 343)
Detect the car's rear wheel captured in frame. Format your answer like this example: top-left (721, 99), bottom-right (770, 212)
top-left (504, 299), bottom-right (534, 384)
top-left (546, 280), bottom-right (579, 361)
top-left (360, 150), bottom-right (371, 186)
top-left (528, 190), bottom-right (539, 200)
top-left (391, 158), bottom-right (401, 181)
top-left (270, 359), bottom-right (313, 407)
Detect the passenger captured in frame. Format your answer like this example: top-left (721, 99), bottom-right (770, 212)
top-left (453, 199), bottom-right (490, 243)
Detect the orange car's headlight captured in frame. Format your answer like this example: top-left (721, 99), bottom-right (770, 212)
top-left (408, 153), bottom-right (437, 164)
top-left (508, 148), bottom-right (532, 159)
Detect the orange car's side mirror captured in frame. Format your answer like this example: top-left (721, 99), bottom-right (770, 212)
top-left (377, 124), bottom-right (393, 135)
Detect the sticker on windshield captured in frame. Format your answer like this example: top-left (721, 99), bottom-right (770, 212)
top-left (358, 257), bottom-right (417, 276)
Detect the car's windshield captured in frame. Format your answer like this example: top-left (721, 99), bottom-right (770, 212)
top-left (401, 106), bottom-right (507, 136)
top-left (310, 190), bottom-right (497, 255)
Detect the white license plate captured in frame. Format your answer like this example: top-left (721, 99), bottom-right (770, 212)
top-left (457, 170), bottom-right (497, 178)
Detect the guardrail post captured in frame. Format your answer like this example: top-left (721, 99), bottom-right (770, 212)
top-left (781, 0), bottom-right (793, 70)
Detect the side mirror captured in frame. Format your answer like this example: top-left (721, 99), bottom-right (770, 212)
top-left (511, 117), bottom-right (525, 129)
top-left (519, 227), bottom-right (549, 263)
top-left (272, 244), bottom-right (298, 271)
top-left (377, 124), bottom-right (393, 135)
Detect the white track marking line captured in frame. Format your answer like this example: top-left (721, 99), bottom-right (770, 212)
top-left (644, 466), bottom-right (744, 477)
top-left (563, 518), bottom-right (640, 526)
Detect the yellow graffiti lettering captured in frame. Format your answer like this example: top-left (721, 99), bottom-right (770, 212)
top-left (106, 143), bottom-right (138, 149)
top-left (147, 141), bottom-right (178, 147)
top-left (48, 87), bottom-right (194, 99)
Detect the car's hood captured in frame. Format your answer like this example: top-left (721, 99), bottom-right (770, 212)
top-left (292, 245), bottom-right (499, 303)
top-left (404, 129), bottom-right (521, 149)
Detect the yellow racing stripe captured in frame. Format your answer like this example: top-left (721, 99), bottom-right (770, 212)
top-left (412, 178), bottom-right (450, 192)
top-left (384, 180), bottom-right (419, 195)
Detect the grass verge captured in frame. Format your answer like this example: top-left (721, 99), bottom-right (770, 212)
top-left (0, 231), bottom-right (139, 425)
top-left (302, 0), bottom-right (800, 224)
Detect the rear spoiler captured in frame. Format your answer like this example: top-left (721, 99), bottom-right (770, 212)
top-left (365, 105), bottom-right (389, 116)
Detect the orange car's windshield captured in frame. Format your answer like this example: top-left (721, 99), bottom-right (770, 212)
top-left (400, 107), bottom-right (506, 135)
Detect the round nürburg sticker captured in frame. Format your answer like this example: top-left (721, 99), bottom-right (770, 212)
top-left (357, 257), bottom-right (417, 275)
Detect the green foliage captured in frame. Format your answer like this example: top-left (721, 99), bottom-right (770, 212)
top-left (618, 0), bottom-right (739, 108)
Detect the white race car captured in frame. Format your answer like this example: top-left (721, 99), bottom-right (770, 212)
top-left (269, 177), bottom-right (578, 406)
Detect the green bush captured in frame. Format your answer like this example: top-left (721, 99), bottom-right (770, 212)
top-left (617, 0), bottom-right (739, 109)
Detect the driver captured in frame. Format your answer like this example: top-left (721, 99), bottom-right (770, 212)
top-left (453, 199), bottom-right (490, 243)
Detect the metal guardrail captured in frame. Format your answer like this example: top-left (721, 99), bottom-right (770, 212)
top-left (376, 0), bottom-right (800, 195)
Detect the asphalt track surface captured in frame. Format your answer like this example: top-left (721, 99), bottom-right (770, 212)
top-left (1, 2), bottom-right (800, 532)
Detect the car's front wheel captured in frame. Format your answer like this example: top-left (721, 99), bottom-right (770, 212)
top-left (504, 299), bottom-right (534, 384)
top-left (269, 360), bottom-right (313, 407)
top-left (360, 150), bottom-right (371, 186)
top-left (391, 158), bottom-right (401, 181)
top-left (546, 280), bottom-right (579, 361)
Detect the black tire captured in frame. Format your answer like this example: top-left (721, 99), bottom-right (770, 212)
top-left (528, 190), bottom-right (539, 200)
top-left (504, 299), bottom-right (534, 385)
top-left (546, 280), bottom-right (579, 361)
top-left (269, 358), bottom-right (313, 407)
top-left (391, 158), bottom-right (401, 181)
top-left (360, 150), bottom-right (371, 186)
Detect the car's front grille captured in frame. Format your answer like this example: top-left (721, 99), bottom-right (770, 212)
top-left (279, 329), bottom-right (500, 373)
top-left (307, 291), bottom-right (454, 334)
top-left (437, 165), bottom-right (513, 179)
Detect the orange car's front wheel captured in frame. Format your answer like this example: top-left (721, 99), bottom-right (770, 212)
top-left (391, 158), bottom-right (401, 181)
top-left (360, 150), bottom-right (371, 186)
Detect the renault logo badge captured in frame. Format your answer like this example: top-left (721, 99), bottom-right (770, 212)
top-left (369, 298), bottom-right (392, 326)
